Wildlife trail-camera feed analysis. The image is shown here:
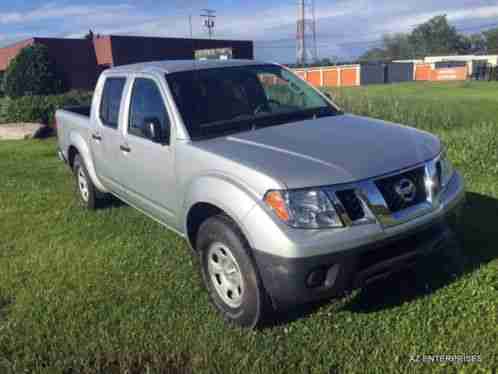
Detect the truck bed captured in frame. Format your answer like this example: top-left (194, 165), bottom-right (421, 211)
top-left (56, 106), bottom-right (93, 163)
top-left (62, 105), bottom-right (91, 118)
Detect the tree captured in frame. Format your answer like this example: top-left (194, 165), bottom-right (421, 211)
top-left (461, 33), bottom-right (487, 54)
top-left (483, 28), bottom-right (498, 53)
top-left (383, 33), bottom-right (413, 60)
top-left (359, 48), bottom-right (388, 62)
top-left (314, 58), bottom-right (336, 67)
top-left (4, 44), bottom-right (65, 98)
top-left (409, 15), bottom-right (461, 56)
top-left (0, 71), bottom-right (4, 95)
top-left (359, 15), bottom-right (486, 61)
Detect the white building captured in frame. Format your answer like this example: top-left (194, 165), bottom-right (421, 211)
top-left (423, 55), bottom-right (498, 74)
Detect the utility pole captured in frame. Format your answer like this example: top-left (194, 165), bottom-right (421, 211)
top-left (296, 0), bottom-right (318, 66)
top-left (189, 15), bottom-right (193, 38)
top-left (201, 9), bottom-right (216, 38)
top-left (298, 0), bottom-right (306, 66)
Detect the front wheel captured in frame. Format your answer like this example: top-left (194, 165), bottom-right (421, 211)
top-left (197, 214), bottom-right (271, 328)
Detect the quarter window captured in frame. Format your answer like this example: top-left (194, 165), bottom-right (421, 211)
top-left (128, 78), bottom-right (170, 140)
top-left (99, 78), bottom-right (126, 128)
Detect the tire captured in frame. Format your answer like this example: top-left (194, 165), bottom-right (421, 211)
top-left (196, 214), bottom-right (271, 328)
top-left (73, 154), bottom-right (100, 210)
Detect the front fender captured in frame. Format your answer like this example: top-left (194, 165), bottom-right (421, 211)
top-left (182, 173), bottom-right (261, 250)
top-left (69, 132), bottom-right (107, 192)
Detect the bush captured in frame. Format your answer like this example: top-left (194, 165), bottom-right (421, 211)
top-left (0, 71), bottom-right (4, 96)
top-left (4, 44), bottom-right (65, 98)
top-left (2, 91), bottom-right (93, 125)
top-left (0, 98), bottom-right (8, 123)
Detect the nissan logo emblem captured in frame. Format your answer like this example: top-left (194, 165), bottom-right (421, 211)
top-left (394, 178), bottom-right (417, 203)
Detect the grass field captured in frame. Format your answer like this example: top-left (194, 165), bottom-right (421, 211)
top-left (1, 81), bottom-right (497, 373)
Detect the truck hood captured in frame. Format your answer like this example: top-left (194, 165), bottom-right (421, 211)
top-left (193, 114), bottom-right (441, 189)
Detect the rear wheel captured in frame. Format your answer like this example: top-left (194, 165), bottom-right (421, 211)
top-left (73, 154), bottom-right (100, 210)
top-left (197, 214), bottom-right (271, 328)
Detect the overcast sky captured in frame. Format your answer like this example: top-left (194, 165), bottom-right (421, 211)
top-left (1, 0), bottom-right (497, 63)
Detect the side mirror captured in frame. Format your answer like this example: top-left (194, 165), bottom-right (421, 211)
top-left (143, 117), bottom-right (169, 144)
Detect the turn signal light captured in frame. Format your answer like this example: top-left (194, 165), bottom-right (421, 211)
top-left (264, 191), bottom-right (290, 222)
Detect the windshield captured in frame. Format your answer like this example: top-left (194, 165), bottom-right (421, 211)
top-left (166, 64), bottom-right (341, 140)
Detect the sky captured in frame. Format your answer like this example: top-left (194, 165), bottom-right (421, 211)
top-left (1, 0), bottom-right (498, 63)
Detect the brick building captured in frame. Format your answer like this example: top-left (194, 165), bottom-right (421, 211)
top-left (0, 35), bottom-right (254, 91)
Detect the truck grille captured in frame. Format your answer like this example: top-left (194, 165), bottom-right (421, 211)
top-left (436, 160), bottom-right (443, 190)
top-left (335, 189), bottom-right (365, 221)
top-left (375, 166), bottom-right (427, 213)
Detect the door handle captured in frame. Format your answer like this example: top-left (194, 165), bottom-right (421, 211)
top-left (92, 133), bottom-right (102, 141)
top-left (120, 145), bottom-right (131, 153)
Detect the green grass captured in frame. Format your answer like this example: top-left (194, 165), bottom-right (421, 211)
top-left (325, 81), bottom-right (498, 128)
top-left (1, 81), bottom-right (498, 373)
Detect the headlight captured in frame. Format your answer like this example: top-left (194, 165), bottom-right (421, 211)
top-left (264, 189), bottom-right (343, 229)
top-left (438, 149), bottom-right (454, 188)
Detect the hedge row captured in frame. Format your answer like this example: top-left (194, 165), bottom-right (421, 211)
top-left (0, 91), bottom-right (93, 125)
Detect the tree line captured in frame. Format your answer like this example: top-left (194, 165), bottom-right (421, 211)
top-left (360, 15), bottom-right (498, 61)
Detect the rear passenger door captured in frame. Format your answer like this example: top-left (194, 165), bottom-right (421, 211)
top-left (117, 75), bottom-right (178, 227)
top-left (91, 76), bottom-right (129, 193)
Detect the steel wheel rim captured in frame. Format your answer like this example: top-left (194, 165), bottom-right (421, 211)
top-left (207, 242), bottom-right (244, 308)
top-left (77, 168), bottom-right (89, 202)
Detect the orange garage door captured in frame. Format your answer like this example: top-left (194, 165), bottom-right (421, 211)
top-left (415, 64), bottom-right (431, 81)
top-left (323, 69), bottom-right (339, 87)
top-left (340, 68), bottom-right (358, 86)
top-left (306, 70), bottom-right (321, 86)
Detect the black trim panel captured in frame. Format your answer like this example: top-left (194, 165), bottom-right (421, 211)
top-left (252, 205), bottom-right (463, 310)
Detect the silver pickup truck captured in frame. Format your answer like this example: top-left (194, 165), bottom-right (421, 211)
top-left (56, 60), bottom-right (465, 327)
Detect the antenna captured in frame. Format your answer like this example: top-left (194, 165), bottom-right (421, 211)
top-left (296, 0), bottom-right (318, 66)
top-left (201, 9), bottom-right (216, 38)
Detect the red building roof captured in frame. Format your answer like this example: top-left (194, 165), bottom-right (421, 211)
top-left (0, 38), bottom-right (35, 70)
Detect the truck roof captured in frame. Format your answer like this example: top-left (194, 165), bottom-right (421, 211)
top-left (105, 59), bottom-right (274, 75)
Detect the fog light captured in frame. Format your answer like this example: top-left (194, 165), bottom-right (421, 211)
top-left (325, 264), bottom-right (340, 287)
top-left (307, 268), bottom-right (327, 288)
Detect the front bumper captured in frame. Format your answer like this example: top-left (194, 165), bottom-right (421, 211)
top-left (251, 172), bottom-right (466, 309)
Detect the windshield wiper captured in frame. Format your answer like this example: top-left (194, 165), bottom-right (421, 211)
top-left (195, 107), bottom-right (342, 140)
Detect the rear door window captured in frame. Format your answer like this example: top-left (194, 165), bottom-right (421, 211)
top-left (99, 77), bottom-right (126, 128)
